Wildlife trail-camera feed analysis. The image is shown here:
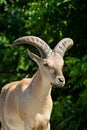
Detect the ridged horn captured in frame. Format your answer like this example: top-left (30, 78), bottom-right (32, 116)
top-left (54, 38), bottom-right (74, 57)
top-left (12, 36), bottom-right (52, 58)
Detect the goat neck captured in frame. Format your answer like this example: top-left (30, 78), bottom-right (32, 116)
top-left (31, 68), bottom-right (52, 99)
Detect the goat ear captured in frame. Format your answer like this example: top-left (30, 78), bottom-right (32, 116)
top-left (27, 49), bottom-right (41, 64)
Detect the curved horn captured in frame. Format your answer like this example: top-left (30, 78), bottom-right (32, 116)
top-left (54, 38), bottom-right (74, 57)
top-left (12, 36), bottom-right (52, 58)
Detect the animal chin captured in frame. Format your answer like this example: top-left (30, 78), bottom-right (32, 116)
top-left (51, 83), bottom-right (64, 88)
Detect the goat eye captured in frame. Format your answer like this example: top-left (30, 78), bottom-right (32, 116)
top-left (43, 62), bottom-right (48, 67)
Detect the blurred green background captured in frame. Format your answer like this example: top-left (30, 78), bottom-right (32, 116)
top-left (0, 0), bottom-right (87, 129)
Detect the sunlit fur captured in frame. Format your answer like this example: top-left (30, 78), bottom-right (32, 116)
top-left (0, 36), bottom-right (73, 130)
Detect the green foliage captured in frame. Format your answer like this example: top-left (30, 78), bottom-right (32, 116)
top-left (51, 55), bottom-right (87, 130)
top-left (0, 0), bottom-right (87, 129)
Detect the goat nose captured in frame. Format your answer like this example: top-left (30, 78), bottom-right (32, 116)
top-left (58, 78), bottom-right (64, 82)
top-left (57, 76), bottom-right (65, 83)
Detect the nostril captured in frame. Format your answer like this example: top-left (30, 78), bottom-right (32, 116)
top-left (58, 77), bottom-right (64, 83)
top-left (58, 78), bottom-right (63, 82)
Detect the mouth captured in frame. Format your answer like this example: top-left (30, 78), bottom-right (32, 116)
top-left (51, 83), bottom-right (65, 88)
